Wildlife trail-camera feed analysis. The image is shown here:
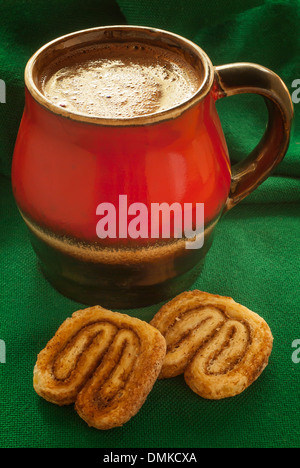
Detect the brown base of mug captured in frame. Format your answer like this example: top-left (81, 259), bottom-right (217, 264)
top-left (22, 220), bottom-right (215, 310)
top-left (20, 209), bottom-right (216, 309)
top-left (38, 256), bottom-right (205, 309)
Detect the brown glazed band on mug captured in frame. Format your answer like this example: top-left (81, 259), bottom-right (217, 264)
top-left (11, 26), bottom-right (294, 308)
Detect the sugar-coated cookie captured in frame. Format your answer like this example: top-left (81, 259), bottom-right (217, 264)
top-left (150, 290), bottom-right (273, 399)
top-left (34, 306), bottom-right (166, 429)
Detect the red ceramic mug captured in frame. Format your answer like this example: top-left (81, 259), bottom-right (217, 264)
top-left (11, 26), bottom-right (293, 308)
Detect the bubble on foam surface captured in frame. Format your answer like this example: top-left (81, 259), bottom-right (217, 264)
top-left (42, 42), bottom-right (201, 119)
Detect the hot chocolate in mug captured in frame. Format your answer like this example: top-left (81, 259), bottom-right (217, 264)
top-left (12, 26), bottom-right (293, 308)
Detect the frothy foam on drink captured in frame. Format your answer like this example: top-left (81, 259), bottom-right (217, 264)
top-left (41, 43), bottom-right (201, 119)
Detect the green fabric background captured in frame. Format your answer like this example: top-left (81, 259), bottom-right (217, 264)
top-left (0, 0), bottom-right (299, 448)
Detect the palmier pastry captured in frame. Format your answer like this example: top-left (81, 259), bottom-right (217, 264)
top-left (33, 306), bottom-right (166, 429)
top-left (150, 290), bottom-right (273, 399)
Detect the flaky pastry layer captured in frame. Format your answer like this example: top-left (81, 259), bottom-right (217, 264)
top-left (34, 306), bottom-right (166, 429)
top-left (150, 290), bottom-right (273, 399)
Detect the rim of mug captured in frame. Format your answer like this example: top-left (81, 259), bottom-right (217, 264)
top-left (25, 25), bottom-right (215, 126)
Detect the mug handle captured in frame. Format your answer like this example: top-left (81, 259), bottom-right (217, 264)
top-left (214, 63), bottom-right (294, 212)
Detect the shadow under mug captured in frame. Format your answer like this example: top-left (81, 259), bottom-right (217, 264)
top-left (11, 26), bottom-right (293, 309)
